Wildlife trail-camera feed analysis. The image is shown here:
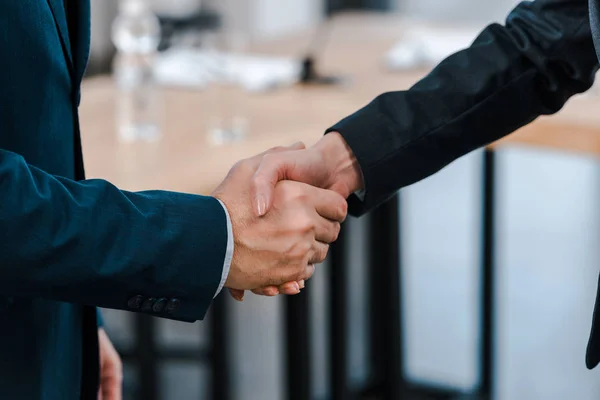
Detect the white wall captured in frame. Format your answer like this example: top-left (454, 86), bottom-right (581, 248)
top-left (396, 0), bottom-right (521, 23)
top-left (90, 0), bottom-right (324, 66)
top-left (206, 0), bottom-right (324, 40)
top-left (253, 0), bottom-right (323, 38)
top-left (89, 0), bottom-right (117, 68)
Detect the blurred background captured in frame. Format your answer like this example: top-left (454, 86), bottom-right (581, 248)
top-left (87, 0), bottom-right (600, 399)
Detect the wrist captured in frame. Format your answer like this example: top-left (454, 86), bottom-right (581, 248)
top-left (314, 132), bottom-right (364, 197)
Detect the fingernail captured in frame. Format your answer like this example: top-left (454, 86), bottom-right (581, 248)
top-left (256, 195), bottom-right (266, 216)
top-left (293, 283), bottom-right (300, 293)
top-left (299, 280), bottom-right (305, 289)
top-left (232, 292), bottom-right (244, 302)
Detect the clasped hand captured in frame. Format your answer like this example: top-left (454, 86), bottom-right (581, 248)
top-left (213, 140), bottom-right (355, 300)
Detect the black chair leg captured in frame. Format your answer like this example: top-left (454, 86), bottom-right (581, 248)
top-left (479, 149), bottom-right (496, 400)
top-left (330, 222), bottom-right (350, 400)
top-left (286, 289), bottom-right (312, 400)
top-left (368, 196), bottom-right (403, 399)
top-left (211, 294), bottom-right (230, 400)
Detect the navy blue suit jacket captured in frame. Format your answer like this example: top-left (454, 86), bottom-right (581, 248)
top-left (0, 1), bottom-right (227, 398)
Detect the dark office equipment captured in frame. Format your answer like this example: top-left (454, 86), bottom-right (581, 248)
top-left (368, 196), bottom-right (403, 399)
top-left (326, 0), bottom-right (391, 14)
top-left (286, 288), bottom-right (312, 400)
top-left (479, 149), bottom-right (497, 399)
top-left (329, 225), bottom-right (351, 400)
top-left (156, 9), bottom-right (221, 51)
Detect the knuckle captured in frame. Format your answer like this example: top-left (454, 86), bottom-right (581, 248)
top-left (300, 241), bottom-right (312, 256)
top-left (304, 265), bottom-right (316, 279)
top-left (252, 174), bottom-right (268, 187)
top-left (268, 146), bottom-right (286, 154)
top-left (280, 181), bottom-right (301, 197)
top-left (317, 246), bottom-right (329, 263)
top-left (261, 153), bottom-right (279, 167)
top-left (230, 160), bottom-right (244, 173)
top-left (266, 276), bottom-right (281, 287)
top-left (293, 268), bottom-right (307, 282)
top-left (297, 213), bottom-right (315, 232)
top-left (287, 240), bottom-right (312, 262)
top-left (234, 158), bottom-right (253, 174)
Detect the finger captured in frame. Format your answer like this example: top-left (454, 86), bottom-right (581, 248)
top-left (252, 154), bottom-right (291, 217)
top-left (250, 142), bottom-right (306, 216)
top-left (310, 241), bottom-right (330, 265)
top-left (228, 288), bottom-right (245, 302)
top-left (261, 141), bottom-right (305, 156)
top-left (264, 264), bottom-right (314, 287)
top-left (314, 218), bottom-right (341, 244)
top-left (278, 281), bottom-right (301, 295)
top-left (298, 280), bottom-right (305, 289)
top-left (307, 186), bottom-right (348, 222)
top-left (251, 286), bottom-right (279, 296)
top-left (252, 151), bottom-right (303, 217)
top-left (242, 142), bottom-right (306, 173)
top-left (252, 142), bottom-right (306, 171)
top-left (304, 265), bottom-right (316, 281)
top-left (102, 377), bottom-right (122, 400)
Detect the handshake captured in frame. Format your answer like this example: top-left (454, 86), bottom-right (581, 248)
top-left (212, 132), bottom-right (364, 301)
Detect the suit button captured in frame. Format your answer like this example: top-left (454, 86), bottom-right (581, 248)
top-left (141, 297), bottom-right (156, 313)
top-left (152, 298), bottom-right (167, 313)
top-left (127, 295), bottom-right (144, 310)
top-left (165, 298), bottom-right (180, 314)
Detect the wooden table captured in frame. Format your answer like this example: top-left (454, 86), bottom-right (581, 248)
top-left (80, 13), bottom-right (429, 194)
top-left (79, 11), bottom-right (600, 400)
top-left (81, 14), bottom-right (600, 196)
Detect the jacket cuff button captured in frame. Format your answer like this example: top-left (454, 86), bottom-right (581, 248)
top-left (152, 298), bottom-right (167, 313)
top-left (127, 295), bottom-right (144, 310)
top-left (165, 298), bottom-right (180, 314)
top-left (141, 297), bottom-right (156, 313)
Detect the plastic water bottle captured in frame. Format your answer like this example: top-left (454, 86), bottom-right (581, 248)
top-left (111, 0), bottom-right (162, 142)
top-left (203, 27), bottom-right (249, 146)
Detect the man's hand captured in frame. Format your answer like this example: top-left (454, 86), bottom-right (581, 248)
top-left (251, 132), bottom-right (364, 217)
top-left (98, 329), bottom-right (122, 400)
top-left (212, 145), bottom-right (348, 297)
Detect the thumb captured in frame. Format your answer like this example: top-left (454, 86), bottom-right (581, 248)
top-left (252, 145), bottom-right (304, 217)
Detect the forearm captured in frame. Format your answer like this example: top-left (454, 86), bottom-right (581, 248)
top-left (0, 149), bottom-right (226, 322)
top-left (326, 0), bottom-right (598, 215)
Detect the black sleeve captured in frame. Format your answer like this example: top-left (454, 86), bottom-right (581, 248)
top-left (328, 0), bottom-right (598, 216)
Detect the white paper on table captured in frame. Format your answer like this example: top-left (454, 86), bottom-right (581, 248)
top-left (385, 25), bottom-right (481, 70)
top-left (153, 48), bottom-right (303, 92)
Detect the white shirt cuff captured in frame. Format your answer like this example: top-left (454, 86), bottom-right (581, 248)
top-left (354, 189), bottom-right (366, 201)
top-left (353, 168), bottom-right (366, 201)
top-left (215, 199), bottom-right (234, 298)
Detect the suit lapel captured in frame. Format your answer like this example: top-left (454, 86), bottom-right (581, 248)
top-left (588, 0), bottom-right (600, 370)
top-left (45, 0), bottom-right (74, 74)
top-left (589, 0), bottom-right (600, 62)
top-left (68, 0), bottom-right (91, 85)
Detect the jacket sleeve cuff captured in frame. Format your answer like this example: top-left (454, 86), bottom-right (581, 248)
top-left (117, 194), bottom-right (227, 323)
top-left (96, 308), bottom-right (104, 327)
top-left (157, 195), bottom-right (227, 322)
top-left (325, 113), bottom-right (397, 216)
